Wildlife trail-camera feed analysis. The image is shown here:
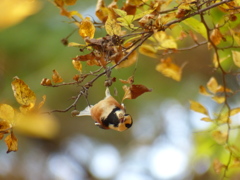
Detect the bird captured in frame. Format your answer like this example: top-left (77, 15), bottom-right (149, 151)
top-left (77, 87), bottom-right (133, 132)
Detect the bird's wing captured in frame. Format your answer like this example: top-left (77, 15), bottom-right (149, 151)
top-left (76, 106), bottom-right (93, 116)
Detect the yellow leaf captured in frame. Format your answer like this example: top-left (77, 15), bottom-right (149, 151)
top-left (72, 60), bottom-right (82, 72)
top-left (201, 117), bottom-right (213, 122)
top-left (157, 12), bottom-right (176, 25)
top-left (105, 15), bottom-right (121, 36)
top-left (115, 50), bottom-right (137, 69)
top-left (212, 96), bottom-right (225, 104)
top-left (232, 51), bottom-right (240, 67)
top-left (207, 77), bottom-right (218, 94)
top-left (52, 69), bottom-right (63, 83)
top-left (216, 110), bottom-right (230, 123)
top-left (212, 130), bottom-right (227, 144)
top-left (37, 95), bottom-right (46, 110)
top-left (68, 42), bottom-right (86, 47)
top-left (212, 53), bottom-right (230, 68)
top-left (230, 107), bottom-right (240, 116)
top-left (4, 131), bottom-right (18, 153)
top-left (155, 57), bottom-right (182, 81)
top-left (0, 0), bottom-right (42, 29)
top-left (199, 85), bottom-right (211, 96)
top-left (139, 44), bottom-right (157, 58)
top-left (0, 104), bottom-right (15, 124)
top-left (11, 77), bottom-right (36, 107)
top-left (68, 11), bottom-right (83, 20)
top-left (16, 113), bottom-right (59, 139)
top-left (154, 31), bottom-right (177, 49)
top-left (79, 17), bottom-right (95, 39)
top-left (189, 100), bottom-right (209, 116)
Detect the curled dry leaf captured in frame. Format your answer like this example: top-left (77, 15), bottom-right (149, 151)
top-left (11, 77), bottom-right (36, 108)
top-left (5, 131), bottom-right (18, 153)
top-left (0, 120), bottom-right (11, 139)
top-left (52, 69), bottom-right (63, 83)
top-left (119, 76), bottom-right (134, 84)
top-left (122, 84), bottom-right (152, 101)
top-left (208, 28), bottom-right (224, 48)
top-left (73, 74), bottom-right (80, 81)
top-left (41, 78), bottom-right (52, 86)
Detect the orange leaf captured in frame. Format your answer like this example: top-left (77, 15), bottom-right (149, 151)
top-left (79, 17), bottom-right (95, 39)
top-left (0, 120), bottom-right (11, 138)
top-left (119, 76), bottom-right (134, 84)
top-left (41, 78), bottom-right (52, 86)
top-left (73, 74), bottom-right (80, 81)
top-left (95, 0), bottom-right (109, 23)
top-left (5, 131), bottom-right (18, 153)
top-left (11, 77), bottom-right (36, 107)
top-left (64, 0), bottom-right (77, 5)
top-left (52, 69), bottom-right (63, 83)
top-left (122, 84), bottom-right (152, 101)
top-left (74, 53), bottom-right (95, 61)
top-left (209, 28), bottom-right (223, 48)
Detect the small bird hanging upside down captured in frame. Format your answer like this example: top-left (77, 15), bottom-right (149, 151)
top-left (77, 88), bottom-right (133, 132)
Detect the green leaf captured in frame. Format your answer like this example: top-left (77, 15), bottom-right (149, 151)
top-left (113, 9), bottom-right (127, 17)
top-left (182, 17), bottom-right (207, 39)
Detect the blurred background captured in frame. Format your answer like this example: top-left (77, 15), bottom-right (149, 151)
top-left (0, 0), bottom-right (236, 180)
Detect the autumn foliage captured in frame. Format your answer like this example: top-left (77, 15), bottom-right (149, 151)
top-left (1, 0), bottom-right (240, 179)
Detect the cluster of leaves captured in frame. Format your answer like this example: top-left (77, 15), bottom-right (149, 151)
top-left (0, 77), bottom-right (57, 153)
